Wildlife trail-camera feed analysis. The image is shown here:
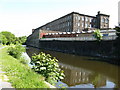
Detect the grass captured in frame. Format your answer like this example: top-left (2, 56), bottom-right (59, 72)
top-left (0, 47), bottom-right (49, 88)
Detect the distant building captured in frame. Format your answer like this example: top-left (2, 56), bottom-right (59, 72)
top-left (33, 11), bottom-right (109, 33)
top-left (118, 1), bottom-right (120, 26)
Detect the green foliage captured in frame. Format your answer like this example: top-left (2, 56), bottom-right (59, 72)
top-left (0, 47), bottom-right (49, 88)
top-left (92, 74), bottom-right (101, 88)
top-left (94, 29), bottom-right (103, 41)
top-left (7, 45), bottom-right (25, 59)
top-left (15, 36), bottom-right (27, 45)
top-left (0, 31), bottom-right (27, 45)
top-left (0, 31), bottom-right (16, 45)
top-left (0, 33), bottom-right (8, 45)
top-left (30, 52), bottom-right (65, 85)
top-left (19, 57), bottom-right (29, 65)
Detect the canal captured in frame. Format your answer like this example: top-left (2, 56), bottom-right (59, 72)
top-left (26, 46), bottom-right (120, 88)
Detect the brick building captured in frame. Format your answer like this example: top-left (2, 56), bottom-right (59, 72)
top-left (33, 11), bottom-right (109, 33)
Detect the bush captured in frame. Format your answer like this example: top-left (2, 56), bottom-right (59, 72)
top-left (94, 29), bottom-right (103, 41)
top-left (7, 44), bottom-right (25, 59)
top-left (30, 52), bottom-right (65, 85)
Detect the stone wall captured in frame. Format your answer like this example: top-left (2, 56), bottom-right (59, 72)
top-left (26, 29), bottom-right (118, 60)
top-left (38, 40), bottom-right (115, 58)
top-left (26, 30), bottom-right (40, 48)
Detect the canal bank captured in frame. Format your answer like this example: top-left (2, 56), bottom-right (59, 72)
top-left (0, 46), bottom-right (52, 88)
top-left (26, 35), bottom-right (120, 65)
top-left (26, 29), bottom-right (120, 63)
top-left (26, 46), bottom-right (120, 88)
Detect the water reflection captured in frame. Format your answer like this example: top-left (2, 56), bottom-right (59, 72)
top-left (26, 47), bottom-right (120, 88)
top-left (59, 63), bottom-right (115, 88)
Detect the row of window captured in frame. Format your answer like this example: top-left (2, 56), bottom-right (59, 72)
top-left (75, 15), bottom-right (95, 22)
top-left (101, 18), bottom-right (109, 23)
top-left (75, 22), bottom-right (95, 28)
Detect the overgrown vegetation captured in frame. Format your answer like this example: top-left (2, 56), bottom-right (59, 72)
top-left (7, 44), bottom-right (25, 59)
top-left (30, 52), bottom-right (65, 85)
top-left (94, 29), bottom-right (103, 41)
top-left (0, 47), bottom-right (49, 88)
top-left (0, 31), bottom-right (27, 45)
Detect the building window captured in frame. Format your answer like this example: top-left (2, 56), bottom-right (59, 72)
top-left (78, 23), bottom-right (80, 26)
top-left (82, 23), bottom-right (84, 27)
top-left (75, 16), bottom-right (78, 20)
top-left (89, 24), bottom-right (92, 28)
top-left (85, 24), bottom-right (88, 28)
top-left (102, 18), bottom-right (105, 23)
top-left (86, 17), bottom-right (88, 21)
top-left (68, 22), bottom-right (69, 26)
top-left (93, 19), bottom-right (96, 23)
top-left (69, 22), bottom-right (71, 26)
top-left (105, 18), bottom-right (109, 23)
top-left (90, 18), bottom-right (92, 22)
top-left (78, 16), bottom-right (80, 20)
top-left (82, 17), bottom-right (84, 21)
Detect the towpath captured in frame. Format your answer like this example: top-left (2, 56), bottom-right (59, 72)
top-left (0, 46), bottom-right (13, 89)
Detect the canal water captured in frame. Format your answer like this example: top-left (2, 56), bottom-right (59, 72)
top-left (26, 46), bottom-right (120, 88)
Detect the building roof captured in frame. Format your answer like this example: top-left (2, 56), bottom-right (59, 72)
top-left (71, 12), bottom-right (96, 18)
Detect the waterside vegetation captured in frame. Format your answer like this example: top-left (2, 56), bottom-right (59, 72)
top-left (31, 52), bottom-right (65, 85)
top-left (0, 47), bottom-right (49, 88)
top-left (0, 30), bottom-right (65, 88)
top-left (0, 31), bottom-right (65, 88)
top-left (93, 29), bottom-right (103, 41)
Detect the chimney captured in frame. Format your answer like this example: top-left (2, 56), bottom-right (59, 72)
top-left (32, 29), bottom-right (35, 33)
top-left (98, 11), bottom-right (100, 15)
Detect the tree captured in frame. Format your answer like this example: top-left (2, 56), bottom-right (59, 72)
top-left (0, 33), bottom-right (8, 45)
top-left (0, 31), bottom-right (16, 45)
top-left (18, 36), bottom-right (27, 44)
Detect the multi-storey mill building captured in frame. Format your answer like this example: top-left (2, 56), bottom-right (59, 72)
top-left (33, 11), bottom-right (109, 33)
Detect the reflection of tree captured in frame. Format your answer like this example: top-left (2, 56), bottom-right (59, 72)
top-left (90, 73), bottom-right (106, 88)
top-left (113, 80), bottom-right (120, 88)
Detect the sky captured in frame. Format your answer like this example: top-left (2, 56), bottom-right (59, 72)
top-left (0, 0), bottom-right (119, 37)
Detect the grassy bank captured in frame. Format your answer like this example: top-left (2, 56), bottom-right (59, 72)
top-left (0, 47), bottom-right (49, 88)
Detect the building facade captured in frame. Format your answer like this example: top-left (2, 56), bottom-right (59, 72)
top-left (33, 11), bottom-right (109, 33)
top-left (118, 1), bottom-right (120, 26)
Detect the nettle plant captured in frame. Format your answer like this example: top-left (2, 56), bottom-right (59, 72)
top-left (30, 52), bottom-right (65, 85)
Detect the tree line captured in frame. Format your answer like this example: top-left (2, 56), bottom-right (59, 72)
top-left (0, 31), bottom-right (27, 45)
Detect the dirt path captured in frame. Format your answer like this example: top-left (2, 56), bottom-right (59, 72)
top-left (0, 67), bottom-right (13, 89)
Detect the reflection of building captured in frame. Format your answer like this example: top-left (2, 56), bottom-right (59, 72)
top-left (33, 11), bottom-right (109, 33)
top-left (118, 1), bottom-right (120, 26)
top-left (59, 63), bottom-right (106, 88)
